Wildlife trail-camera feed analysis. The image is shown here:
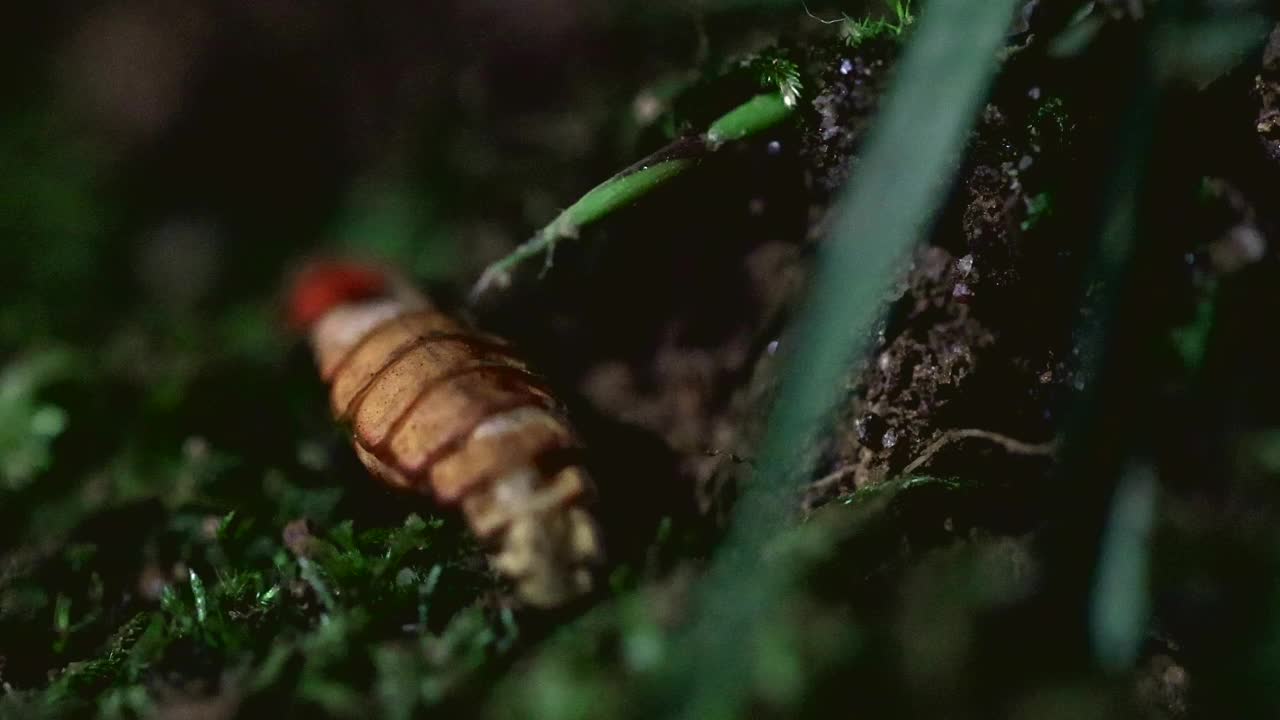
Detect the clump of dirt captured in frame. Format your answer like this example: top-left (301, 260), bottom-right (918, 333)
top-left (1134, 650), bottom-right (1191, 720)
top-left (792, 30), bottom-right (1096, 505)
top-left (821, 246), bottom-right (1001, 493)
top-left (800, 38), bottom-right (899, 197)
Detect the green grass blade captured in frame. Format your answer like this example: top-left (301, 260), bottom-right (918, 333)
top-left (705, 92), bottom-right (793, 146)
top-left (643, 0), bottom-right (1025, 715)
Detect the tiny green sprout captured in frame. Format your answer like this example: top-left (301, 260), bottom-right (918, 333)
top-left (54, 593), bottom-right (72, 635)
top-left (744, 55), bottom-right (803, 109)
top-left (188, 569), bottom-right (208, 624)
top-left (1029, 95), bottom-right (1074, 141)
top-left (381, 513), bottom-right (438, 569)
top-left (415, 564), bottom-right (444, 627)
top-left (298, 557), bottom-right (338, 612)
top-left (159, 585), bottom-right (182, 616)
top-left (256, 584), bottom-right (282, 608)
top-left (1171, 278), bottom-right (1218, 372)
top-left (422, 563), bottom-right (443, 596)
top-left (840, 0), bottom-right (915, 47)
top-left (496, 606), bottom-right (519, 653)
top-left (472, 87), bottom-right (795, 297)
top-left (215, 510), bottom-right (238, 540)
top-left (1021, 192), bottom-right (1054, 230)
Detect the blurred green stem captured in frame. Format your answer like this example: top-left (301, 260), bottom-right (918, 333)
top-left (470, 92), bottom-right (792, 298)
top-left (638, 0), bottom-right (1024, 716)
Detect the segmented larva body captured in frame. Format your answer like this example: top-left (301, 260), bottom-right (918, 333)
top-left (288, 261), bottom-right (602, 607)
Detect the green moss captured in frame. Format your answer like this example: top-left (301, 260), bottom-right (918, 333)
top-left (2, 451), bottom-right (500, 717)
top-left (1170, 278), bottom-right (1217, 373)
top-left (1028, 95), bottom-right (1075, 144)
top-left (1022, 191), bottom-right (1055, 231)
top-left (841, 0), bottom-right (915, 47)
top-left (0, 349), bottom-right (76, 491)
top-left (742, 55), bottom-right (803, 108)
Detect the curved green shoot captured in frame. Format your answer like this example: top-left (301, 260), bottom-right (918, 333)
top-left (705, 92), bottom-right (794, 146)
top-left (471, 153), bottom-right (700, 297)
top-left (470, 92), bottom-right (794, 299)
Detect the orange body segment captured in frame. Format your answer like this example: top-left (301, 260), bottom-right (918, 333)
top-left (429, 407), bottom-right (576, 504)
top-left (297, 267), bottom-right (603, 607)
top-left (384, 367), bottom-right (554, 474)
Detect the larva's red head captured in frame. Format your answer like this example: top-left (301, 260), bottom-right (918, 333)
top-left (286, 260), bottom-right (390, 331)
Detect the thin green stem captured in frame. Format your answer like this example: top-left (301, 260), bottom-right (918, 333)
top-left (473, 156), bottom-right (698, 295)
top-left (470, 92), bottom-right (794, 299)
top-left (705, 92), bottom-right (793, 146)
top-left (636, 0), bottom-right (1023, 715)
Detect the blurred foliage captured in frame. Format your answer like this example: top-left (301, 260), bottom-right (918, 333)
top-left (1, 487), bottom-right (501, 718)
top-left (840, 0), bottom-right (916, 47)
top-left (0, 110), bottom-right (113, 346)
top-left (332, 181), bottom-right (459, 283)
top-left (0, 350), bottom-right (75, 490)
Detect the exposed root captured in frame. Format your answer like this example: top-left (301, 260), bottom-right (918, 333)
top-left (901, 428), bottom-right (1059, 476)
